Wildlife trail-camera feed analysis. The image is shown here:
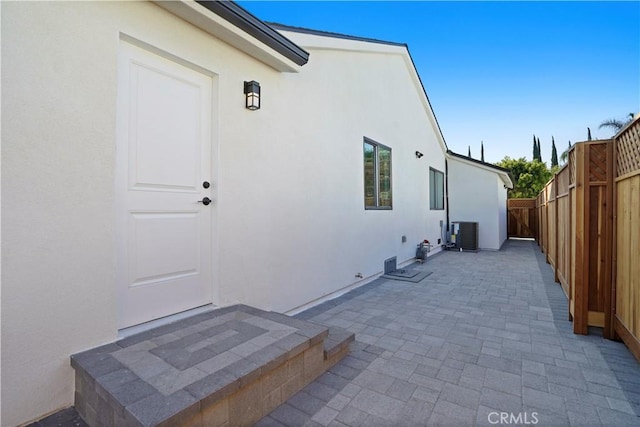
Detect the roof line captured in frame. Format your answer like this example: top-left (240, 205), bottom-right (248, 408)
top-left (195, 1), bottom-right (309, 66)
top-left (446, 150), bottom-right (512, 174)
top-left (406, 49), bottom-right (449, 152)
top-left (267, 22), bottom-right (407, 48)
top-left (271, 22), bottom-right (449, 153)
top-left (447, 150), bottom-right (515, 188)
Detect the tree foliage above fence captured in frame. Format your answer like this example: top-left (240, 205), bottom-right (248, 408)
top-left (495, 157), bottom-right (553, 198)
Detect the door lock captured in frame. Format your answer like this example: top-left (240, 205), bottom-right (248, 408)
top-left (203, 181), bottom-right (210, 189)
top-left (198, 197), bottom-right (212, 206)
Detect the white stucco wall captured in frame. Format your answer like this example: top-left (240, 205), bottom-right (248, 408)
top-left (448, 158), bottom-right (504, 250)
top-left (1, 2), bottom-right (277, 424)
top-left (2, 3), bottom-right (121, 425)
top-left (1, 2), bottom-right (448, 425)
top-left (222, 31), bottom-right (448, 313)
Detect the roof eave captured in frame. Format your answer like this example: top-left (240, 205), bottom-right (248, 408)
top-left (267, 22), bottom-right (406, 48)
top-left (277, 27), bottom-right (450, 156)
top-left (154, 0), bottom-right (308, 72)
top-left (446, 150), bottom-right (514, 189)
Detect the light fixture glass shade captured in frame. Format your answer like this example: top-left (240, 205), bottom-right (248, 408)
top-left (244, 80), bottom-right (260, 110)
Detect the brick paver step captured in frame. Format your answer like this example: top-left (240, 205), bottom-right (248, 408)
top-left (70, 304), bottom-right (352, 427)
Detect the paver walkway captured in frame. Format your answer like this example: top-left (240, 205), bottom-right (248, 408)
top-left (257, 239), bottom-right (640, 427)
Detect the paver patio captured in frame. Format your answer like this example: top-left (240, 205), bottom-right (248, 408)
top-left (30, 239), bottom-right (640, 427)
top-left (257, 239), bottom-right (640, 427)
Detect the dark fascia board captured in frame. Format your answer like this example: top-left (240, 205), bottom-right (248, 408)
top-left (447, 150), bottom-right (514, 180)
top-left (267, 22), bottom-right (406, 48)
top-left (195, 1), bottom-right (309, 66)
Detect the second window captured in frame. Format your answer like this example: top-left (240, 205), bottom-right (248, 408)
top-left (429, 167), bottom-right (444, 210)
top-left (364, 138), bottom-right (392, 209)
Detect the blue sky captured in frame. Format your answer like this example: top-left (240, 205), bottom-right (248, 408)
top-left (238, 1), bottom-right (639, 164)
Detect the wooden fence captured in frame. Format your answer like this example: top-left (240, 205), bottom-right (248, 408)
top-left (613, 119), bottom-right (640, 359)
top-left (536, 115), bottom-right (640, 359)
top-left (507, 198), bottom-right (537, 238)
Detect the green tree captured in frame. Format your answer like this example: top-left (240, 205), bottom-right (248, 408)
top-left (481, 141), bottom-right (485, 162)
top-left (551, 137), bottom-right (558, 167)
top-left (537, 137), bottom-right (542, 162)
top-left (532, 135), bottom-right (538, 161)
top-left (468, 145), bottom-right (471, 158)
top-left (495, 156), bottom-right (552, 198)
top-left (587, 127), bottom-right (592, 141)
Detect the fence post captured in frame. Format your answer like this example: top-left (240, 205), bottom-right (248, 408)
top-left (554, 173), bottom-right (560, 283)
top-left (538, 194), bottom-right (543, 252)
top-left (545, 187), bottom-right (550, 263)
top-left (602, 139), bottom-right (616, 339)
top-left (568, 152), bottom-right (574, 322)
top-left (573, 143), bottom-right (589, 335)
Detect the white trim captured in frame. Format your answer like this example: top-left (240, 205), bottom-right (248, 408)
top-left (284, 254), bottom-right (435, 316)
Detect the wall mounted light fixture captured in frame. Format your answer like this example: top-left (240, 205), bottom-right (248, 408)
top-left (244, 80), bottom-right (261, 111)
top-left (415, 151), bottom-right (424, 159)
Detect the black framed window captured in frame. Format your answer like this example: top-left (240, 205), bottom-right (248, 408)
top-left (364, 138), bottom-right (392, 209)
top-left (429, 167), bottom-right (444, 210)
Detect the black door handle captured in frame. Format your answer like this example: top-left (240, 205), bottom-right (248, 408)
top-left (198, 197), bottom-right (212, 206)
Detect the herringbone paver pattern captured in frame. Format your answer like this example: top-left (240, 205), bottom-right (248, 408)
top-left (258, 240), bottom-right (640, 426)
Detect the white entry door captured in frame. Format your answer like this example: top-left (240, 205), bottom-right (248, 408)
top-left (116, 40), bottom-right (214, 329)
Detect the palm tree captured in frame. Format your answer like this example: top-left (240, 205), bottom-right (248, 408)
top-left (599, 113), bottom-right (635, 135)
top-left (560, 141), bottom-right (572, 164)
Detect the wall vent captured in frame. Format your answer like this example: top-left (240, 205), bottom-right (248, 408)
top-left (384, 257), bottom-right (397, 274)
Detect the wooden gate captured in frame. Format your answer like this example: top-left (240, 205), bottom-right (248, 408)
top-left (508, 198), bottom-right (538, 238)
